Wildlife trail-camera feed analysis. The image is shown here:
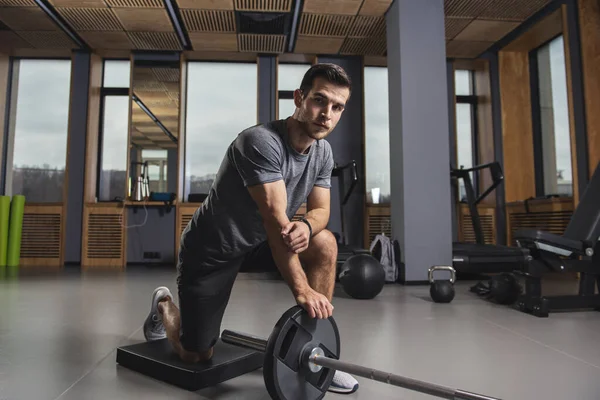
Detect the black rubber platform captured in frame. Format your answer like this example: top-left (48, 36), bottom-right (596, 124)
top-left (116, 338), bottom-right (263, 391)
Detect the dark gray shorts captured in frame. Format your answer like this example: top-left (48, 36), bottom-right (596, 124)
top-left (176, 242), bottom-right (278, 352)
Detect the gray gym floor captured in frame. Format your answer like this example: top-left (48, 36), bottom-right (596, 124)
top-left (1, 267), bottom-right (599, 400)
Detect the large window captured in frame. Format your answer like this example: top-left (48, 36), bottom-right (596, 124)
top-left (98, 59), bottom-right (130, 201)
top-left (184, 62), bottom-right (257, 200)
top-left (5, 59), bottom-right (72, 202)
top-left (533, 35), bottom-right (572, 196)
top-left (277, 63), bottom-right (309, 119)
top-left (364, 66), bottom-right (390, 204)
top-left (454, 69), bottom-right (477, 201)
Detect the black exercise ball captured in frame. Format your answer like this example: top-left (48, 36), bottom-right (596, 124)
top-left (490, 273), bottom-right (521, 304)
top-left (339, 254), bottom-right (386, 299)
top-left (430, 280), bottom-right (455, 303)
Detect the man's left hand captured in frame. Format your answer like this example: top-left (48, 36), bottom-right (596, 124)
top-left (281, 221), bottom-right (310, 254)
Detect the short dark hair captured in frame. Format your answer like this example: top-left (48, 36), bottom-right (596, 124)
top-left (299, 63), bottom-right (352, 97)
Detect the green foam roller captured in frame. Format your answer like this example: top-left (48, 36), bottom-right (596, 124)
top-left (0, 196), bottom-right (10, 267)
top-left (7, 195), bottom-right (25, 268)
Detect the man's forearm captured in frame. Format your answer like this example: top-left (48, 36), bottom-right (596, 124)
top-left (303, 207), bottom-right (329, 237)
top-left (263, 217), bottom-right (310, 296)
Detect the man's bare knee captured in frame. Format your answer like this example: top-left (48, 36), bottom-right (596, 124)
top-left (304, 229), bottom-right (338, 266)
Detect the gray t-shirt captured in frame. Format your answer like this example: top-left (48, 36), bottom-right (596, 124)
top-left (181, 119), bottom-right (334, 261)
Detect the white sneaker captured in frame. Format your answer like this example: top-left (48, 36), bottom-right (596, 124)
top-left (143, 286), bottom-right (172, 341)
top-left (328, 370), bottom-right (359, 394)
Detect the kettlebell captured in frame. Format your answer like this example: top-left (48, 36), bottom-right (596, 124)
top-left (428, 265), bottom-right (456, 303)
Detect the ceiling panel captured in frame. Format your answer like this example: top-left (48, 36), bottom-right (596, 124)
top-left (181, 9), bottom-right (235, 32)
top-left (446, 39), bottom-right (493, 58)
top-left (0, 7), bottom-right (59, 30)
top-left (105, 0), bottom-right (163, 7)
top-left (347, 15), bottom-right (385, 37)
top-left (234, 0), bottom-right (291, 12)
top-left (302, 0), bottom-right (362, 16)
top-left (359, 0), bottom-right (393, 16)
top-left (0, 30), bottom-right (32, 50)
top-left (176, 0), bottom-right (233, 10)
top-left (444, 0), bottom-right (495, 18)
top-left (340, 36), bottom-right (386, 56)
top-left (49, 0), bottom-right (107, 7)
top-left (188, 32), bottom-right (238, 51)
top-left (454, 19), bottom-right (520, 42)
top-left (0, 0), bottom-right (36, 5)
top-left (294, 36), bottom-right (344, 54)
top-left (0, 0), bottom-right (558, 59)
top-left (17, 30), bottom-right (77, 48)
top-left (113, 8), bottom-right (173, 32)
top-left (57, 7), bottom-right (123, 30)
top-left (298, 13), bottom-right (353, 37)
top-left (128, 31), bottom-right (182, 50)
top-left (478, 0), bottom-right (552, 21)
top-left (78, 31), bottom-right (134, 49)
top-left (238, 33), bottom-right (285, 53)
top-left (445, 16), bottom-right (472, 40)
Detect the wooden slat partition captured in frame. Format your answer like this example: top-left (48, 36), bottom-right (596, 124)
top-left (505, 197), bottom-right (574, 246)
top-left (577, 0), bottom-right (600, 178)
top-left (457, 203), bottom-right (497, 244)
top-left (82, 204), bottom-right (126, 269)
top-left (176, 202), bottom-right (200, 254)
top-left (364, 204), bottom-right (391, 249)
top-left (20, 204), bottom-right (63, 268)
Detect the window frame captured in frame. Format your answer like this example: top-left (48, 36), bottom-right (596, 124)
top-left (2, 56), bottom-right (72, 202)
top-left (276, 62), bottom-right (312, 120)
top-left (96, 58), bottom-right (131, 202)
top-left (454, 69), bottom-right (480, 197)
top-left (182, 60), bottom-right (258, 202)
top-left (529, 33), bottom-right (572, 198)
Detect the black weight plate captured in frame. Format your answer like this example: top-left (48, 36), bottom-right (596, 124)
top-left (263, 306), bottom-right (341, 400)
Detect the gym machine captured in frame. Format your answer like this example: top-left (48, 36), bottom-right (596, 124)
top-left (451, 161), bottom-right (530, 275)
top-left (331, 160), bottom-right (371, 268)
top-left (513, 161), bottom-right (600, 317)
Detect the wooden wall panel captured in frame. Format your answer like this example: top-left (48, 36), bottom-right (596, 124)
top-left (502, 8), bottom-right (563, 52)
top-left (364, 205), bottom-right (391, 249)
top-left (505, 197), bottom-right (573, 245)
top-left (82, 204), bottom-right (126, 269)
top-left (176, 202), bottom-right (199, 255)
top-left (474, 60), bottom-right (495, 201)
top-left (498, 51), bottom-right (535, 202)
top-left (578, 0), bottom-right (600, 177)
top-left (0, 53), bottom-right (8, 184)
top-left (20, 204), bottom-right (63, 269)
top-left (457, 203), bottom-right (497, 244)
top-left (84, 53), bottom-right (103, 203)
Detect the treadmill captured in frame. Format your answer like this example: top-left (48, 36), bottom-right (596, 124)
top-left (332, 160), bottom-right (371, 268)
top-left (451, 162), bottom-right (530, 275)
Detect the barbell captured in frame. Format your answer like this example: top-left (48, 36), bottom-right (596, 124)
top-left (221, 305), bottom-right (502, 400)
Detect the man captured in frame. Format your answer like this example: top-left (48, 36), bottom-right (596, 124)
top-left (142, 63), bottom-right (359, 394)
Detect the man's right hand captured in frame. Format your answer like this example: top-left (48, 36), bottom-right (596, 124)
top-left (295, 288), bottom-right (334, 319)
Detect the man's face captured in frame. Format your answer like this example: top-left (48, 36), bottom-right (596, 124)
top-left (293, 77), bottom-right (350, 140)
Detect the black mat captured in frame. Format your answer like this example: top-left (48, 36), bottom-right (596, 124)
top-left (116, 338), bottom-right (264, 391)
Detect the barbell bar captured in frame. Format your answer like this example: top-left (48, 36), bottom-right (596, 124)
top-left (221, 328), bottom-right (502, 400)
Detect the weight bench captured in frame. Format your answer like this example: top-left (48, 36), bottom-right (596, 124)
top-left (513, 161), bottom-right (600, 317)
top-left (116, 338), bottom-right (263, 391)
